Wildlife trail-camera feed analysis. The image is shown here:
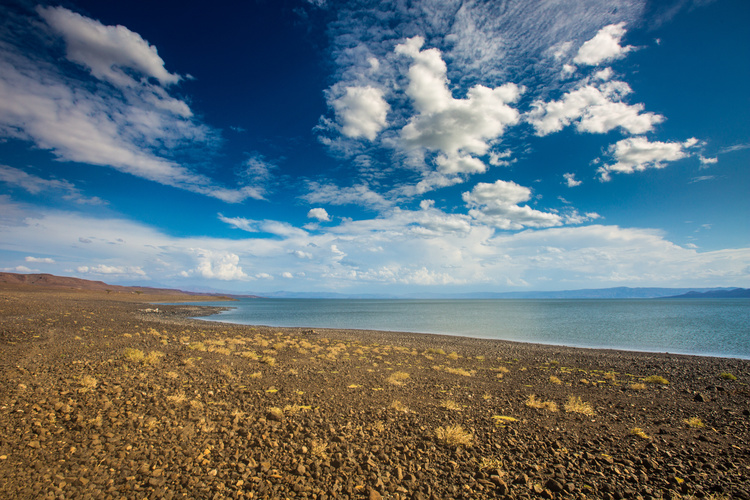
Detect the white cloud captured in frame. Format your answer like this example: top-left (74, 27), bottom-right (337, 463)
top-left (0, 7), bottom-right (260, 204)
top-left (1, 203), bottom-right (748, 292)
top-left (332, 86), bottom-right (389, 140)
top-left (25, 256), bottom-right (55, 264)
top-left (38, 6), bottom-right (182, 89)
top-left (282, 272), bottom-right (294, 279)
top-left (303, 181), bottom-right (392, 209)
top-left (598, 137), bottom-right (699, 181)
top-left (573, 23), bottom-right (634, 66)
top-left (462, 180), bottom-right (563, 230)
top-left (307, 208), bottom-right (331, 222)
top-left (0, 165), bottom-right (105, 205)
top-left (564, 173), bottom-right (582, 187)
top-left (396, 36), bottom-right (521, 175)
top-left (77, 264), bottom-right (146, 276)
top-left (699, 155), bottom-right (718, 167)
top-left (527, 81), bottom-right (664, 136)
top-left (218, 214), bottom-right (308, 238)
top-left (192, 249), bottom-right (248, 281)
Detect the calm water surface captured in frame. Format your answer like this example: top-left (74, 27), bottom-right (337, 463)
top-left (186, 299), bottom-right (750, 359)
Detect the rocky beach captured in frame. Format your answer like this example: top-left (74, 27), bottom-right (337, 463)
top-left (1, 284), bottom-right (749, 499)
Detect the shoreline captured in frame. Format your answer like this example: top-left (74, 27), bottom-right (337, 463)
top-left (2, 288), bottom-right (749, 499)
top-left (182, 302), bottom-right (750, 363)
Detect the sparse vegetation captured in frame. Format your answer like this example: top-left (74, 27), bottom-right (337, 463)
top-left (629, 382), bottom-right (647, 390)
top-left (123, 348), bottom-right (145, 363)
top-left (644, 375), bottom-right (669, 385)
top-left (549, 375), bottom-right (562, 385)
top-left (389, 400), bottom-right (410, 413)
top-left (435, 424), bottom-right (473, 447)
top-left (684, 417), bottom-right (705, 428)
top-left (526, 394), bottom-right (558, 412)
top-left (631, 427), bottom-right (650, 439)
top-left (441, 399), bottom-right (463, 411)
top-left (564, 395), bottom-right (594, 415)
top-left (720, 372), bottom-right (737, 381)
top-left (386, 371), bottom-right (410, 385)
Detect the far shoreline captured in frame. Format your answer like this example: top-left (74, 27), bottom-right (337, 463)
top-left (170, 300), bottom-right (750, 363)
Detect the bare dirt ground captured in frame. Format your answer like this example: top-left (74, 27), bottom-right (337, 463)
top-left (1, 286), bottom-right (749, 499)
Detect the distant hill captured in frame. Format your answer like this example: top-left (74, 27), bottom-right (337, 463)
top-left (664, 288), bottom-right (750, 299)
top-left (0, 272), bottom-right (239, 298)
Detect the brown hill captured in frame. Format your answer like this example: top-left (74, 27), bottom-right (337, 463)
top-left (0, 272), bottom-right (201, 297)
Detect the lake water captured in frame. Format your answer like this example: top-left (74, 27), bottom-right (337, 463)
top-left (185, 298), bottom-right (750, 359)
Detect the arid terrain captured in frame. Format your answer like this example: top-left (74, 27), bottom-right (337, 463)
top-left (1, 282), bottom-right (749, 499)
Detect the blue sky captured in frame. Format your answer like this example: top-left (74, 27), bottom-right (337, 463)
top-left (0, 0), bottom-right (748, 295)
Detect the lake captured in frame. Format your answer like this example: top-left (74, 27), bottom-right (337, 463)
top-left (183, 298), bottom-right (750, 359)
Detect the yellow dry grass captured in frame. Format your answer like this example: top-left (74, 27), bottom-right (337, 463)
top-left (435, 424), bottom-right (473, 447)
top-left (564, 395), bottom-right (594, 416)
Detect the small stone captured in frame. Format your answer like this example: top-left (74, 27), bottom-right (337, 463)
top-left (694, 393), bottom-right (707, 402)
top-left (0, 455), bottom-right (6, 460)
top-left (545, 478), bottom-right (563, 493)
top-left (490, 476), bottom-right (508, 495)
top-left (208, 469), bottom-right (217, 477)
top-left (27, 440), bottom-right (40, 449)
top-left (369, 488), bottom-right (382, 500)
top-left (296, 464), bottom-right (306, 476)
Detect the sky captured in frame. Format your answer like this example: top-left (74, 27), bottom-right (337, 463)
top-left (0, 0), bottom-right (748, 295)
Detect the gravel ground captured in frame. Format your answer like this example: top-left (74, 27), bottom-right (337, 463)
top-left (1, 287), bottom-right (749, 499)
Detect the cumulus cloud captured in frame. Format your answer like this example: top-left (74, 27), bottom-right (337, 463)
top-left (25, 256), bottom-right (55, 264)
top-left (307, 208), bottom-right (330, 222)
top-left (396, 36), bottom-right (521, 175)
top-left (597, 137), bottom-right (699, 181)
top-left (573, 23), bottom-right (634, 66)
top-left (564, 173), bottom-right (582, 187)
top-left (192, 249), bottom-right (248, 280)
top-left (527, 81), bottom-right (664, 136)
top-left (332, 86), bottom-right (389, 140)
top-left (462, 180), bottom-right (563, 230)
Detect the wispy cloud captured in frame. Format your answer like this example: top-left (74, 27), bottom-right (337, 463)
top-left (0, 165), bottom-right (105, 205)
top-left (0, 6), bottom-right (260, 203)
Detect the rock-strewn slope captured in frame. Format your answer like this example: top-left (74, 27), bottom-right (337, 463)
top-left (1, 289), bottom-right (749, 499)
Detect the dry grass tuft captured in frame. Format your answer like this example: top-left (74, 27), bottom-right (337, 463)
top-left (525, 394), bottom-right (558, 412)
top-left (644, 375), bottom-right (669, 385)
top-left (79, 375), bottom-right (97, 392)
top-left (604, 371), bottom-right (617, 381)
top-left (261, 356), bottom-right (276, 366)
top-left (389, 400), bottom-right (410, 413)
top-left (446, 352), bottom-right (459, 360)
top-left (386, 371), bottom-right (410, 385)
top-left (309, 439), bottom-right (328, 459)
top-left (719, 372), bottom-right (737, 381)
top-left (684, 417), bottom-right (705, 428)
top-left (435, 424), bottom-right (473, 447)
top-left (441, 399), bottom-right (463, 411)
top-left (123, 348), bottom-right (145, 363)
top-left (143, 350), bottom-right (165, 365)
top-left (424, 348), bottom-right (446, 355)
top-left (549, 375), bottom-right (562, 385)
top-left (188, 342), bottom-right (207, 352)
top-left (630, 427), bottom-right (650, 439)
top-left (480, 457), bottom-right (504, 471)
top-left (629, 382), bottom-right (647, 390)
top-left (167, 391), bottom-right (187, 404)
top-left (564, 395), bottom-right (594, 416)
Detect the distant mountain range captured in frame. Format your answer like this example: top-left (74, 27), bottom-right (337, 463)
top-left (663, 288), bottom-right (750, 299)
top-left (247, 286), bottom-right (748, 300)
top-left (1, 272), bottom-right (747, 300)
